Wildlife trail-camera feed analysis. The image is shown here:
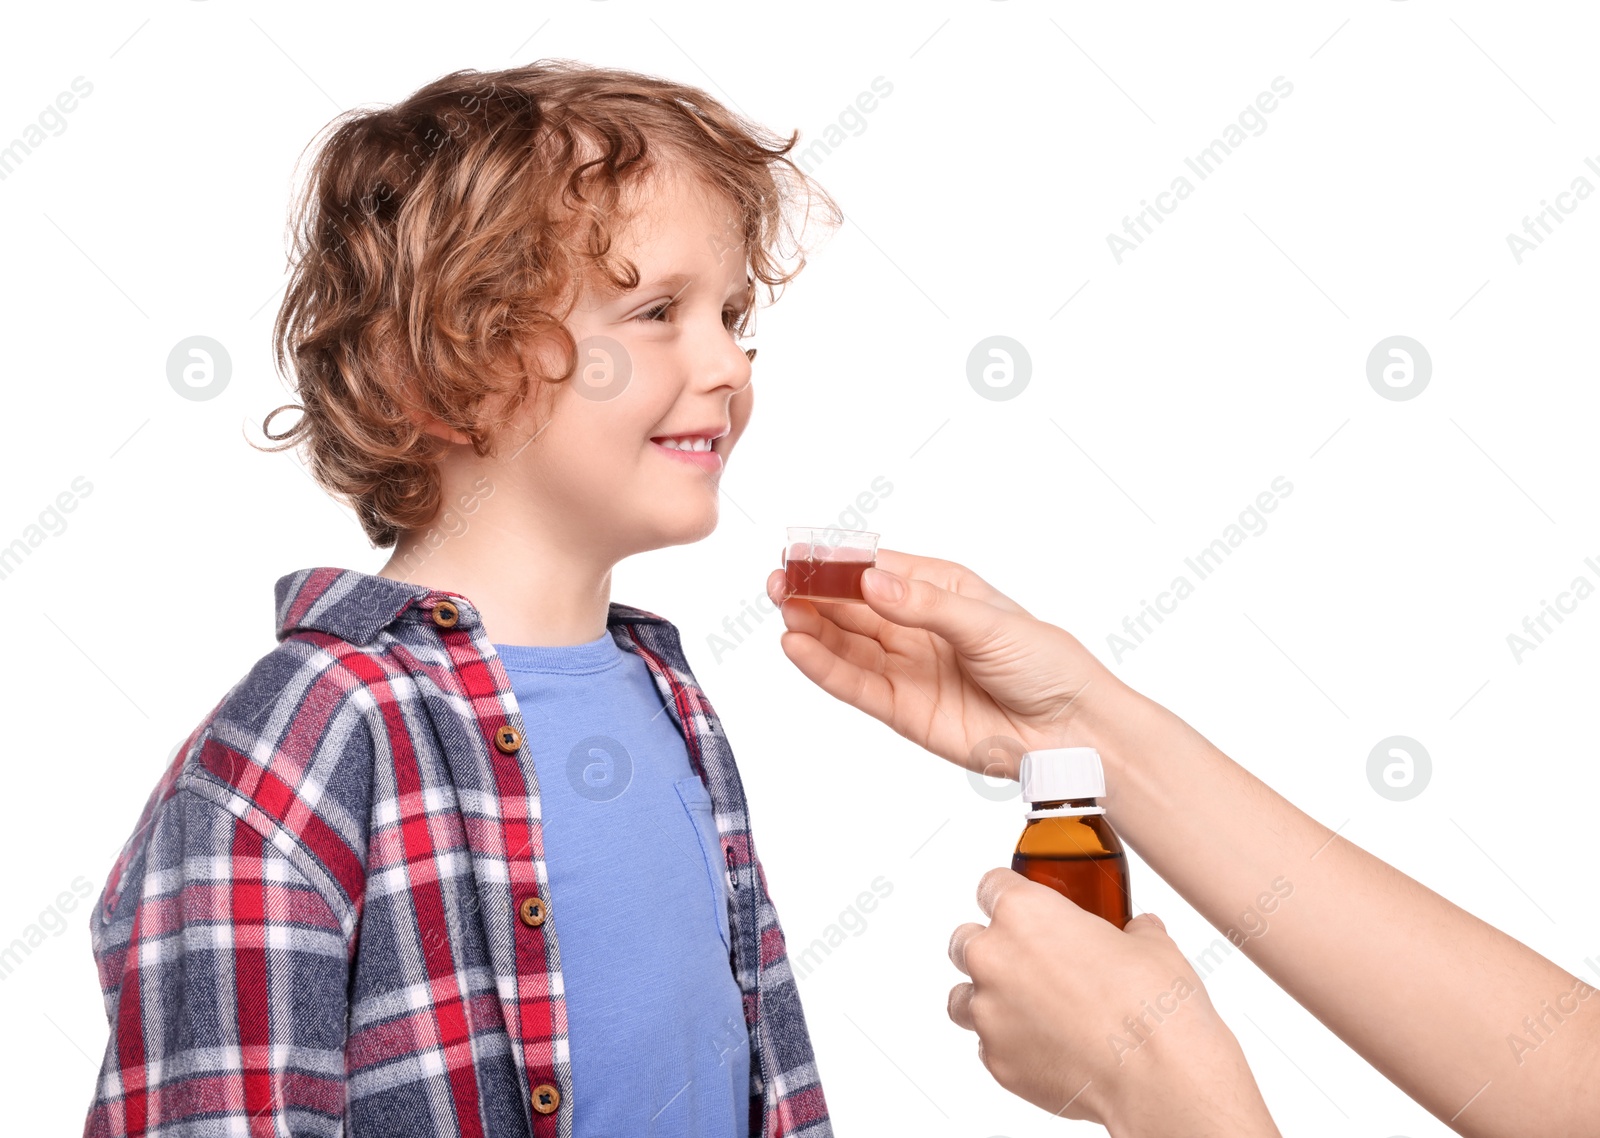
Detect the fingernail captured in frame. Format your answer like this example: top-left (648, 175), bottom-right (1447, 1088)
top-left (864, 567), bottom-right (904, 602)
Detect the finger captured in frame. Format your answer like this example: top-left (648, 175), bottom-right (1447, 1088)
top-left (771, 578), bottom-right (891, 644)
top-left (766, 567), bottom-right (789, 607)
top-left (774, 591), bottom-right (829, 636)
top-left (1123, 912), bottom-right (1206, 989)
top-left (859, 565), bottom-right (1022, 658)
top-left (776, 555), bottom-right (964, 644)
top-left (947, 921), bottom-right (985, 976)
top-left (769, 565), bottom-right (857, 626)
top-left (1124, 912), bottom-right (1168, 938)
top-left (776, 598), bottom-right (892, 676)
top-left (793, 595), bottom-right (889, 643)
top-left (975, 867), bottom-right (1034, 920)
top-left (947, 982), bottom-right (975, 1031)
top-left (777, 629), bottom-right (896, 722)
top-left (873, 548), bottom-right (1032, 617)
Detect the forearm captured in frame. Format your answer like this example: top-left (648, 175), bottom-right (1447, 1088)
top-left (1081, 678), bottom-right (1600, 1135)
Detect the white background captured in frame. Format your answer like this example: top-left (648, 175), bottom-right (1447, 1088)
top-left (2, 2), bottom-right (1597, 1135)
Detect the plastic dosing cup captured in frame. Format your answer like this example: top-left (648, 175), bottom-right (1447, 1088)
top-left (781, 528), bottom-right (879, 604)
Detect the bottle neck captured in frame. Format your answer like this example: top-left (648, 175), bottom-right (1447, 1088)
top-left (1026, 796), bottom-right (1105, 820)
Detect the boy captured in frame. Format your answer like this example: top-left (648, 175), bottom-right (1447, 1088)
top-left (84, 61), bottom-right (840, 1138)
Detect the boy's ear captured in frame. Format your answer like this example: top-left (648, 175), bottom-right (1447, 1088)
top-left (375, 335), bottom-right (477, 447)
top-left (418, 414), bottom-right (473, 446)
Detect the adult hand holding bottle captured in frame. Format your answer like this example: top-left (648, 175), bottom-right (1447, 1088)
top-left (947, 866), bottom-right (1280, 1135)
top-left (765, 549), bottom-right (1599, 1138)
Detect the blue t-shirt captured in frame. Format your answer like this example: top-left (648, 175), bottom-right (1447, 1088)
top-left (494, 630), bottom-right (750, 1137)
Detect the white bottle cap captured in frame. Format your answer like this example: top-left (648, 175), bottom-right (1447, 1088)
top-left (1019, 747), bottom-right (1105, 803)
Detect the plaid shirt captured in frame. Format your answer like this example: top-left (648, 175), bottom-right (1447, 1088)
top-left (84, 566), bottom-right (831, 1138)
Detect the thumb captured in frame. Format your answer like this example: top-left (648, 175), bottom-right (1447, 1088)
top-left (861, 566), bottom-right (1012, 655)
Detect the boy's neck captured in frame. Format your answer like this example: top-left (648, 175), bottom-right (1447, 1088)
top-left (375, 532), bottom-right (615, 648)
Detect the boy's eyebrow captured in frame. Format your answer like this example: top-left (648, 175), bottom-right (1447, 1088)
top-left (623, 271), bottom-right (754, 308)
top-left (628, 271), bottom-right (694, 298)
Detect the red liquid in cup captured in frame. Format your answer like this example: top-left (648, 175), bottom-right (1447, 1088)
top-left (783, 552), bottom-right (872, 603)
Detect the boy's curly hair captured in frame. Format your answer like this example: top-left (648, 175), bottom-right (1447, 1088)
top-left (258, 60), bottom-right (841, 549)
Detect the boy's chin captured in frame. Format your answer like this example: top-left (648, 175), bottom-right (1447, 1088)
top-left (641, 504), bottom-right (720, 551)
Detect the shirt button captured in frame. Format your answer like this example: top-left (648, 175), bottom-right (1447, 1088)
top-left (432, 600), bottom-right (460, 628)
top-left (518, 896), bottom-right (547, 928)
top-left (531, 1082), bottom-right (560, 1114)
top-left (493, 725), bottom-right (523, 754)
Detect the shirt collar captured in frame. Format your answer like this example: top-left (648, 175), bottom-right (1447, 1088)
top-left (274, 566), bottom-right (671, 646)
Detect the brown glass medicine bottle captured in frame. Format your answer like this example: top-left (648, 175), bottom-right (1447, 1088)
top-left (1011, 748), bottom-right (1132, 929)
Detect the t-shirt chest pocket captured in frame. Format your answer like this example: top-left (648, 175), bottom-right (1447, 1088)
top-left (673, 775), bottom-right (732, 953)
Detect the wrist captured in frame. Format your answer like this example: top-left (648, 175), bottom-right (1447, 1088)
top-left (1067, 668), bottom-right (1164, 784)
top-left (1100, 1028), bottom-right (1281, 1138)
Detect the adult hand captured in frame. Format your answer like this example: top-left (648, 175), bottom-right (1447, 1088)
top-left (771, 546), bottom-right (1600, 1136)
top-left (948, 869), bottom-right (1279, 1138)
top-left (765, 549), bottom-right (1126, 779)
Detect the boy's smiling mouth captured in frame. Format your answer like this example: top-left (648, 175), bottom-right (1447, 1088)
top-left (649, 426), bottom-right (728, 472)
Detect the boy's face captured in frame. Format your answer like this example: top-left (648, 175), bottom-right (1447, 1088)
top-left (515, 167), bottom-right (755, 561)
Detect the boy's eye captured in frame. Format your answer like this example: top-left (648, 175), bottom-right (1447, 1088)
top-left (633, 299), bottom-right (752, 337)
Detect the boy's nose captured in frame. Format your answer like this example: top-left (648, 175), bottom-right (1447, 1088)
top-left (694, 333), bottom-right (753, 396)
